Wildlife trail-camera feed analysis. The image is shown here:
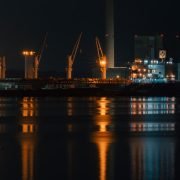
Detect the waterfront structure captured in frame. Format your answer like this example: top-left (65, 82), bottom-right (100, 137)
top-left (130, 58), bottom-right (165, 83)
top-left (165, 60), bottom-right (176, 81)
top-left (134, 35), bottom-right (163, 59)
top-left (0, 56), bottom-right (6, 79)
top-left (22, 51), bottom-right (39, 79)
top-left (165, 59), bottom-right (179, 81)
top-left (130, 57), bottom-right (180, 82)
top-left (147, 60), bottom-right (165, 79)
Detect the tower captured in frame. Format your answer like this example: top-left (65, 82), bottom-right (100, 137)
top-left (0, 56), bottom-right (6, 79)
top-left (105, 0), bottom-right (114, 68)
top-left (22, 51), bottom-right (39, 79)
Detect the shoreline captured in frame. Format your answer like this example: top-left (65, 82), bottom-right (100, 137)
top-left (0, 81), bottom-right (180, 97)
top-left (0, 87), bottom-right (180, 97)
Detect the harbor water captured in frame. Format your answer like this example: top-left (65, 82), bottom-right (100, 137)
top-left (0, 96), bottom-right (179, 180)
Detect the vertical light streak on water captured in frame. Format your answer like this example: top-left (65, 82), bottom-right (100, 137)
top-left (129, 137), bottom-right (175, 179)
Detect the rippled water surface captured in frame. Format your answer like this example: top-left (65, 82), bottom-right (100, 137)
top-left (0, 96), bottom-right (179, 180)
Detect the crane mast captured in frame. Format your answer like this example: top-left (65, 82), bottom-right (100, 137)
top-left (96, 37), bottom-right (107, 80)
top-left (66, 33), bottom-right (82, 79)
top-left (34, 33), bottom-right (48, 79)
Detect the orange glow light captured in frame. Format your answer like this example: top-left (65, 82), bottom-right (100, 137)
top-left (100, 60), bottom-right (106, 67)
top-left (22, 51), bottom-right (35, 56)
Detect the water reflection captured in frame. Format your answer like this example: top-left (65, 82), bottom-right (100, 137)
top-left (21, 124), bottom-right (37, 134)
top-left (21, 97), bottom-right (38, 117)
top-left (129, 137), bottom-right (175, 179)
top-left (130, 122), bottom-right (175, 132)
top-left (67, 97), bottom-right (74, 116)
top-left (19, 134), bottom-right (37, 180)
top-left (130, 97), bottom-right (176, 114)
top-left (97, 97), bottom-right (110, 115)
top-left (18, 121), bottom-right (37, 180)
top-left (19, 97), bottom-right (38, 180)
top-left (91, 114), bottom-right (114, 180)
top-left (0, 96), bottom-right (179, 180)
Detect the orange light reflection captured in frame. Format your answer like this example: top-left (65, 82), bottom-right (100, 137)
top-left (97, 97), bottom-right (110, 115)
top-left (22, 97), bottom-right (37, 117)
top-left (92, 112), bottom-right (114, 180)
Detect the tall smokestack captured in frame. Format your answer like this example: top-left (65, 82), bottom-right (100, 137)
top-left (105, 0), bottom-right (114, 68)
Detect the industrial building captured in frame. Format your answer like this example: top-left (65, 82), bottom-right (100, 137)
top-left (130, 58), bottom-right (166, 83)
top-left (130, 57), bottom-right (180, 82)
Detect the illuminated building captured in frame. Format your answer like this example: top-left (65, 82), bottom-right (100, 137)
top-left (132, 35), bottom-right (180, 82)
top-left (130, 58), bottom-right (166, 83)
top-left (130, 56), bottom-right (180, 82)
top-left (165, 59), bottom-right (178, 81)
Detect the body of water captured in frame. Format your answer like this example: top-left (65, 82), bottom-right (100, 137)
top-left (0, 96), bottom-right (179, 180)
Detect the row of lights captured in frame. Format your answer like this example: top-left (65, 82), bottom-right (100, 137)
top-left (22, 51), bottom-right (35, 56)
top-left (166, 74), bottom-right (175, 78)
top-left (138, 68), bottom-right (147, 72)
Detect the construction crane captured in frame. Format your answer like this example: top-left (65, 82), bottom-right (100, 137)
top-left (34, 32), bottom-right (48, 79)
top-left (96, 37), bottom-right (107, 80)
top-left (66, 33), bottom-right (82, 79)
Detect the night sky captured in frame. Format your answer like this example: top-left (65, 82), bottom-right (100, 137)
top-left (0, 0), bottom-right (180, 76)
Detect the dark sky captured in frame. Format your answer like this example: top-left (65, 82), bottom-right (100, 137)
top-left (0, 0), bottom-right (180, 74)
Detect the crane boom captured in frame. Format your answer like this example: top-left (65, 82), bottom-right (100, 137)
top-left (71, 32), bottom-right (82, 64)
top-left (96, 37), bottom-right (104, 60)
top-left (96, 38), bottom-right (101, 60)
top-left (66, 32), bottom-right (82, 79)
top-left (38, 32), bottom-right (48, 64)
top-left (33, 32), bottom-right (48, 79)
top-left (95, 37), bottom-right (107, 80)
